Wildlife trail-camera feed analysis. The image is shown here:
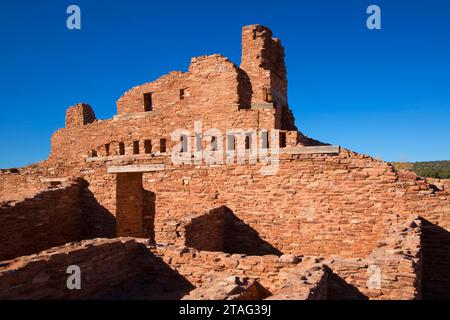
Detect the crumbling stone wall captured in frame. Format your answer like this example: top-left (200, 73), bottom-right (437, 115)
top-left (151, 245), bottom-right (325, 295)
top-left (49, 25), bottom-right (297, 163)
top-left (0, 24), bottom-right (449, 300)
top-left (240, 24), bottom-right (295, 130)
top-left (74, 147), bottom-right (448, 263)
top-left (65, 103), bottom-right (96, 128)
top-left (267, 266), bottom-right (329, 300)
top-left (183, 276), bottom-right (273, 300)
top-left (0, 180), bottom-right (85, 261)
top-left (0, 238), bottom-right (146, 299)
top-left (171, 207), bottom-right (226, 251)
top-left (426, 178), bottom-right (450, 192)
top-left (144, 150), bottom-right (411, 258)
top-left (0, 237), bottom-right (335, 300)
top-left (50, 97), bottom-right (278, 164)
top-left (0, 149), bottom-right (437, 299)
top-left (0, 165), bottom-right (55, 203)
top-left (328, 216), bottom-right (422, 300)
top-left (184, 264), bottom-right (328, 300)
top-left (394, 172), bottom-right (450, 299)
top-left (0, 212), bottom-right (425, 300)
top-left (154, 216), bottom-right (422, 300)
top-left (117, 55), bottom-right (244, 115)
top-left (79, 171), bottom-right (117, 239)
top-left (160, 205), bottom-right (280, 255)
top-left (240, 26), bottom-right (286, 103)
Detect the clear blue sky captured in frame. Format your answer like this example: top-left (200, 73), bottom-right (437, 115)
top-left (1, 0), bottom-right (449, 168)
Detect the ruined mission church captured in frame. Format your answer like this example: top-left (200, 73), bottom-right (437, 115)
top-left (0, 25), bottom-right (449, 300)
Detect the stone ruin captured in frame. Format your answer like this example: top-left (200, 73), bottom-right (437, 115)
top-left (0, 24), bottom-right (449, 300)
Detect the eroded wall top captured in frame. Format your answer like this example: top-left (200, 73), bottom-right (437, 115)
top-left (48, 24), bottom-right (299, 164)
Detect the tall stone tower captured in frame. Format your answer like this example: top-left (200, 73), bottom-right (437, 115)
top-left (240, 24), bottom-right (295, 130)
top-left (240, 24), bottom-right (288, 107)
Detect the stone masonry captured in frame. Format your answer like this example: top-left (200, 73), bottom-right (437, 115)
top-left (0, 24), bottom-right (449, 300)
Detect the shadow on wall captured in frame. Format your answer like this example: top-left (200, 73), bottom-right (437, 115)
top-left (420, 217), bottom-right (450, 300)
top-left (80, 183), bottom-right (116, 239)
top-left (223, 206), bottom-right (283, 256)
top-left (184, 205), bottom-right (282, 256)
top-left (97, 245), bottom-right (195, 300)
top-left (237, 69), bottom-right (252, 109)
top-left (143, 190), bottom-right (156, 244)
top-left (0, 237), bottom-right (374, 300)
top-left (325, 268), bottom-right (368, 300)
top-left (0, 239), bottom-right (196, 300)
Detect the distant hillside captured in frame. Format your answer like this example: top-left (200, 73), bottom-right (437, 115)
top-left (391, 161), bottom-right (450, 179)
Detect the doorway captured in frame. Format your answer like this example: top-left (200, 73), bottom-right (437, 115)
top-left (116, 172), bottom-right (155, 241)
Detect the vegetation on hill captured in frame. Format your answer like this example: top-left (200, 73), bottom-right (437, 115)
top-left (391, 161), bottom-right (450, 179)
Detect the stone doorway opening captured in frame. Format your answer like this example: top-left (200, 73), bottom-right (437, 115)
top-left (116, 172), bottom-right (155, 241)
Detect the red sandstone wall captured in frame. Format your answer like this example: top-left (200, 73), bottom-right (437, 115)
top-left (240, 25), bottom-right (295, 131)
top-left (1, 23), bottom-right (448, 300)
top-left (171, 207), bottom-right (226, 251)
top-left (395, 173), bottom-right (450, 299)
top-left (154, 246), bottom-right (312, 294)
top-left (75, 148), bottom-right (449, 262)
top-left (0, 235), bottom-right (421, 300)
top-left (147, 150), bottom-right (400, 258)
top-left (65, 103), bottom-right (96, 128)
top-left (329, 215), bottom-right (422, 300)
top-left (152, 215), bottom-right (422, 300)
top-left (427, 178), bottom-right (450, 192)
top-left (1, 147), bottom-right (444, 298)
top-left (0, 165), bottom-right (52, 202)
top-left (116, 172), bottom-right (145, 237)
top-left (117, 55), bottom-right (244, 115)
top-left (48, 27), bottom-right (296, 164)
top-left (50, 94), bottom-right (276, 165)
top-left (240, 25), bottom-right (287, 104)
top-left (0, 180), bottom-right (85, 261)
top-left (0, 238), bottom-right (329, 300)
top-left (79, 173), bottom-right (117, 238)
top-left (0, 238), bottom-right (145, 299)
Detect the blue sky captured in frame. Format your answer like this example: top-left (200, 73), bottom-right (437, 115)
top-left (0, 0), bottom-right (449, 168)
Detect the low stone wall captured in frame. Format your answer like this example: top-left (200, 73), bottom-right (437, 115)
top-left (0, 226), bottom-right (422, 300)
top-left (328, 216), bottom-right (422, 300)
top-left (182, 276), bottom-right (273, 300)
top-left (0, 238), bottom-right (145, 299)
top-left (0, 180), bottom-right (85, 261)
top-left (0, 166), bottom-right (52, 203)
top-left (0, 237), bottom-right (333, 300)
top-left (183, 265), bottom-right (328, 300)
top-left (266, 265), bottom-right (329, 300)
top-left (160, 205), bottom-right (282, 256)
top-left (153, 246), bottom-right (305, 294)
top-left (420, 217), bottom-right (450, 299)
top-left (175, 207), bottom-right (226, 251)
